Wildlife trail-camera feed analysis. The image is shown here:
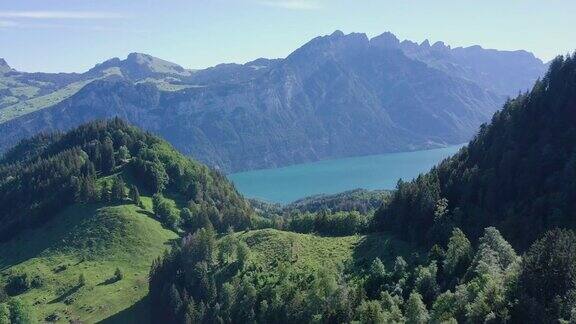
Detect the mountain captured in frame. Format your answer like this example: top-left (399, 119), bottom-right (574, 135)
top-left (0, 31), bottom-right (547, 172)
top-left (0, 53), bottom-right (192, 124)
top-left (0, 119), bottom-right (254, 321)
top-left (375, 54), bottom-right (576, 250)
top-left (0, 59), bottom-right (13, 74)
top-left (371, 32), bottom-right (546, 96)
top-left (86, 52), bottom-right (192, 80)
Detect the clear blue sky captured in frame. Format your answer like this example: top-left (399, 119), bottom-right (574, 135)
top-left (1, 0), bottom-right (574, 73)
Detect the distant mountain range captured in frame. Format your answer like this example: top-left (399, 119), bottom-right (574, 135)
top-left (0, 31), bottom-right (547, 172)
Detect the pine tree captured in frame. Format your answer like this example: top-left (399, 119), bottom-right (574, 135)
top-left (405, 292), bottom-right (429, 324)
top-left (118, 145), bottom-right (131, 162)
top-left (111, 177), bottom-right (127, 202)
top-left (101, 137), bottom-right (115, 173)
top-left (130, 184), bottom-right (141, 207)
top-left (444, 228), bottom-right (472, 277)
top-left (114, 267), bottom-right (124, 281)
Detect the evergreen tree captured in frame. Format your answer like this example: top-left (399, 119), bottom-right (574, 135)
top-left (100, 181), bottom-right (111, 203)
top-left (365, 258), bottom-right (387, 298)
top-left (7, 299), bottom-right (35, 324)
top-left (236, 241), bottom-right (250, 268)
top-left (101, 137), bottom-right (115, 173)
top-left (405, 292), bottom-right (429, 324)
top-left (0, 303), bottom-right (10, 324)
top-left (357, 300), bottom-right (386, 324)
top-left (130, 184), bottom-right (141, 207)
top-left (114, 267), bottom-right (124, 281)
top-left (443, 228), bottom-right (472, 278)
top-left (110, 176), bottom-right (127, 202)
top-left (518, 229), bottom-right (576, 323)
top-left (118, 145), bottom-right (131, 161)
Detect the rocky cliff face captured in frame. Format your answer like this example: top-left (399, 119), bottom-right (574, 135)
top-left (0, 31), bottom-right (546, 172)
top-left (383, 33), bottom-right (547, 96)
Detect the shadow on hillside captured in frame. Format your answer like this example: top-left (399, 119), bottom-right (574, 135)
top-left (0, 204), bottom-right (103, 271)
top-left (136, 209), bottom-right (155, 218)
top-left (49, 284), bottom-right (82, 304)
top-left (98, 296), bottom-right (151, 324)
top-left (351, 233), bottom-right (417, 271)
top-left (97, 277), bottom-right (119, 286)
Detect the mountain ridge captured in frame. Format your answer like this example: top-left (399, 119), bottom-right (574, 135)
top-left (0, 31), bottom-right (547, 172)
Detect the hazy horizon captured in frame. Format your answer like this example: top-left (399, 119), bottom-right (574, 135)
top-left (1, 0), bottom-right (574, 73)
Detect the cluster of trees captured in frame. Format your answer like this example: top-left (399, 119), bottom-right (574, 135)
top-left (286, 210), bottom-right (369, 236)
top-left (0, 299), bottom-right (35, 324)
top-left (284, 189), bottom-right (390, 214)
top-left (149, 224), bottom-right (576, 323)
top-left (0, 118), bottom-right (253, 240)
top-left (374, 54), bottom-right (576, 250)
top-left (149, 227), bottom-right (251, 323)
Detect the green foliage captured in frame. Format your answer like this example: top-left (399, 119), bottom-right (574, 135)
top-left (450, 227), bottom-right (520, 323)
top-left (152, 194), bottom-right (180, 230)
top-left (0, 299), bottom-right (36, 324)
top-left (149, 229), bottom-right (414, 323)
top-left (129, 184), bottom-right (141, 206)
top-left (357, 300), bottom-right (387, 324)
top-left (0, 118), bottom-right (253, 240)
top-left (0, 202), bottom-right (177, 323)
top-left (5, 274), bottom-right (32, 296)
top-left (413, 262), bottom-right (439, 305)
top-left (365, 258), bottom-right (388, 298)
top-left (118, 145), bottom-right (131, 161)
top-left (78, 274), bottom-right (86, 287)
top-left (405, 292), bottom-right (429, 324)
top-left (0, 303), bottom-right (9, 324)
top-left (287, 210), bottom-right (369, 236)
top-left (443, 228), bottom-right (472, 278)
top-left (284, 189), bottom-right (390, 214)
top-left (374, 53), bottom-right (576, 250)
top-left (110, 176), bottom-right (128, 202)
top-left (114, 267), bottom-right (124, 281)
top-left (517, 229), bottom-right (576, 323)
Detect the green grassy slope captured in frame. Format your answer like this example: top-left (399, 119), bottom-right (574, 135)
top-left (236, 229), bottom-right (416, 275)
top-left (0, 79), bottom-right (94, 123)
top-left (0, 201), bottom-right (177, 323)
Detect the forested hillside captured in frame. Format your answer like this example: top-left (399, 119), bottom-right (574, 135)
top-left (0, 119), bottom-right (253, 322)
top-left (375, 53), bottom-right (576, 250)
top-left (0, 118), bottom-right (252, 241)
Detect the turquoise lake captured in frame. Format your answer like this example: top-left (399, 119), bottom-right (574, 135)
top-left (228, 144), bottom-right (465, 204)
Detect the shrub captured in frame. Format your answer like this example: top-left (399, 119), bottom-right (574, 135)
top-left (114, 267), bottom-right (124, 281)
top-left (78, 274), bottom-right (86, 287)
top-left (5, 273), bottom-right (31, 296)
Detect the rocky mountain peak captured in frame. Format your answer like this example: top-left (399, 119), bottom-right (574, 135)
top-left (330, 30), bottom-right (345, 38)
top-left (432, 41), bottom-right (450, 51)
top-left (289, 30), bottom-right (369, 58)
top-left (0, 58), bottom-right (13, 73)
top-left (371, 32), bottom-right (401, 49)
top-left (87, 53), bottom-right (189, 80)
